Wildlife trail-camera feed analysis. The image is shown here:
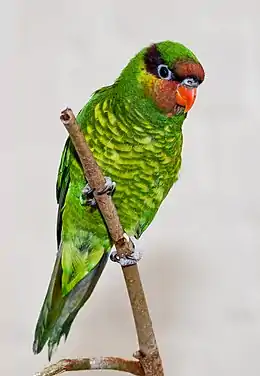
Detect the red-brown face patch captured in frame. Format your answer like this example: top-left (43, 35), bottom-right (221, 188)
top-left (150, 79), bottom-right (179, 114)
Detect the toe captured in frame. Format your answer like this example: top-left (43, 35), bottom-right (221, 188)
top-left (97, 176), bottom-right (116, 195)
top-left (82, 184), bottom-right (94, 197)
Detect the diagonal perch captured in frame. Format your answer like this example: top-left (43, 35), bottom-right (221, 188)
top-left (34, 108), bottom-right (164, 376)
top-left (60, 107), bottom-right (134, 259)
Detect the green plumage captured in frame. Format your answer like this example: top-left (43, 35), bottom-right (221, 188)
top-left (33, 41), bottom-right (204, 359)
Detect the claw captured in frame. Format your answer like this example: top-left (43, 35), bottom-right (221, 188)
top-left (133, 350), bottom-right (145, 360)
top-left (110, 235), bottom-right (142, 267)
top-left (80, 195), bottom-right (97, 208)
top-left (97, 176), bottom-right (116, 196)
top-left (82, 184), bottom-right (94, 197)
top-left (80, 185), bottom-right (97, 208)
top-left (80, 177), bottom-right (116, 208)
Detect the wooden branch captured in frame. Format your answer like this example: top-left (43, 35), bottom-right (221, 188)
top-left (34, 108), bottom-right (164, 376)
top-left (60, 109), bottom-right (130, 258)
top-left (34, 357), bottom-right (144, 376)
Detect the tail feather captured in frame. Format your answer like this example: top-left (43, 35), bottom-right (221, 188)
top-left (33, 248), bottom-right (63, 355)
top-left (33, 249), bottom-right (109, 360)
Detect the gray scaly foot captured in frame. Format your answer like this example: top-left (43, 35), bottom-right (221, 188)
top-left (96, 176), bottom-right (116, 196)
top-left (110, 233), bottom-right (142, 266)
top-left (80, 176), bottom-right (116, 208)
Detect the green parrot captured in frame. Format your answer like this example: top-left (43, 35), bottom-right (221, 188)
top-left (33, 40), bottom-right (205, 360)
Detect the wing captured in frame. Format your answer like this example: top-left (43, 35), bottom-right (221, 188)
top-left (56, 137), bottom-right (72, 247)
top-left (56, 114), bottom-right (109, 296)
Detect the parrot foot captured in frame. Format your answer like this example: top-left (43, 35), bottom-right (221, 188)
top-left (80, 176), bottom-right (116, 208)
top-left (96, 176), bottom-right (116, 196)
top-left (80, 186), bottom-right (97, 208)
top-left (110, 235), bottom-right (142, 267)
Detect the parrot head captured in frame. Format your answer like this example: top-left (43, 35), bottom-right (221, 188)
top-left (118, 40), bottom-right (205, 118)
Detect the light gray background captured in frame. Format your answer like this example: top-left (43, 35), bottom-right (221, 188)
top-left (2, 0), bottom-right (260, 375)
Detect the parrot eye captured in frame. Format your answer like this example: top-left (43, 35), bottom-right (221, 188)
top-left (157, 64), bottom-right (172, 80)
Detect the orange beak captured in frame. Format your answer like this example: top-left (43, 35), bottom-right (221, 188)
top-left (176, 85), bottom-right (197, 113)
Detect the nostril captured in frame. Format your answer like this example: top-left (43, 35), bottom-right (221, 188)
top-left (181, 77), bottom-right (199, 88)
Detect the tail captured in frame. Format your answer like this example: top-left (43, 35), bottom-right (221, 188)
top-left (33, 248), bottom-right (109, 360)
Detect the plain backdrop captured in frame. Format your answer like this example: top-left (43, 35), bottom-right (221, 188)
top-left (2, 0), bottom-right (260, 375)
